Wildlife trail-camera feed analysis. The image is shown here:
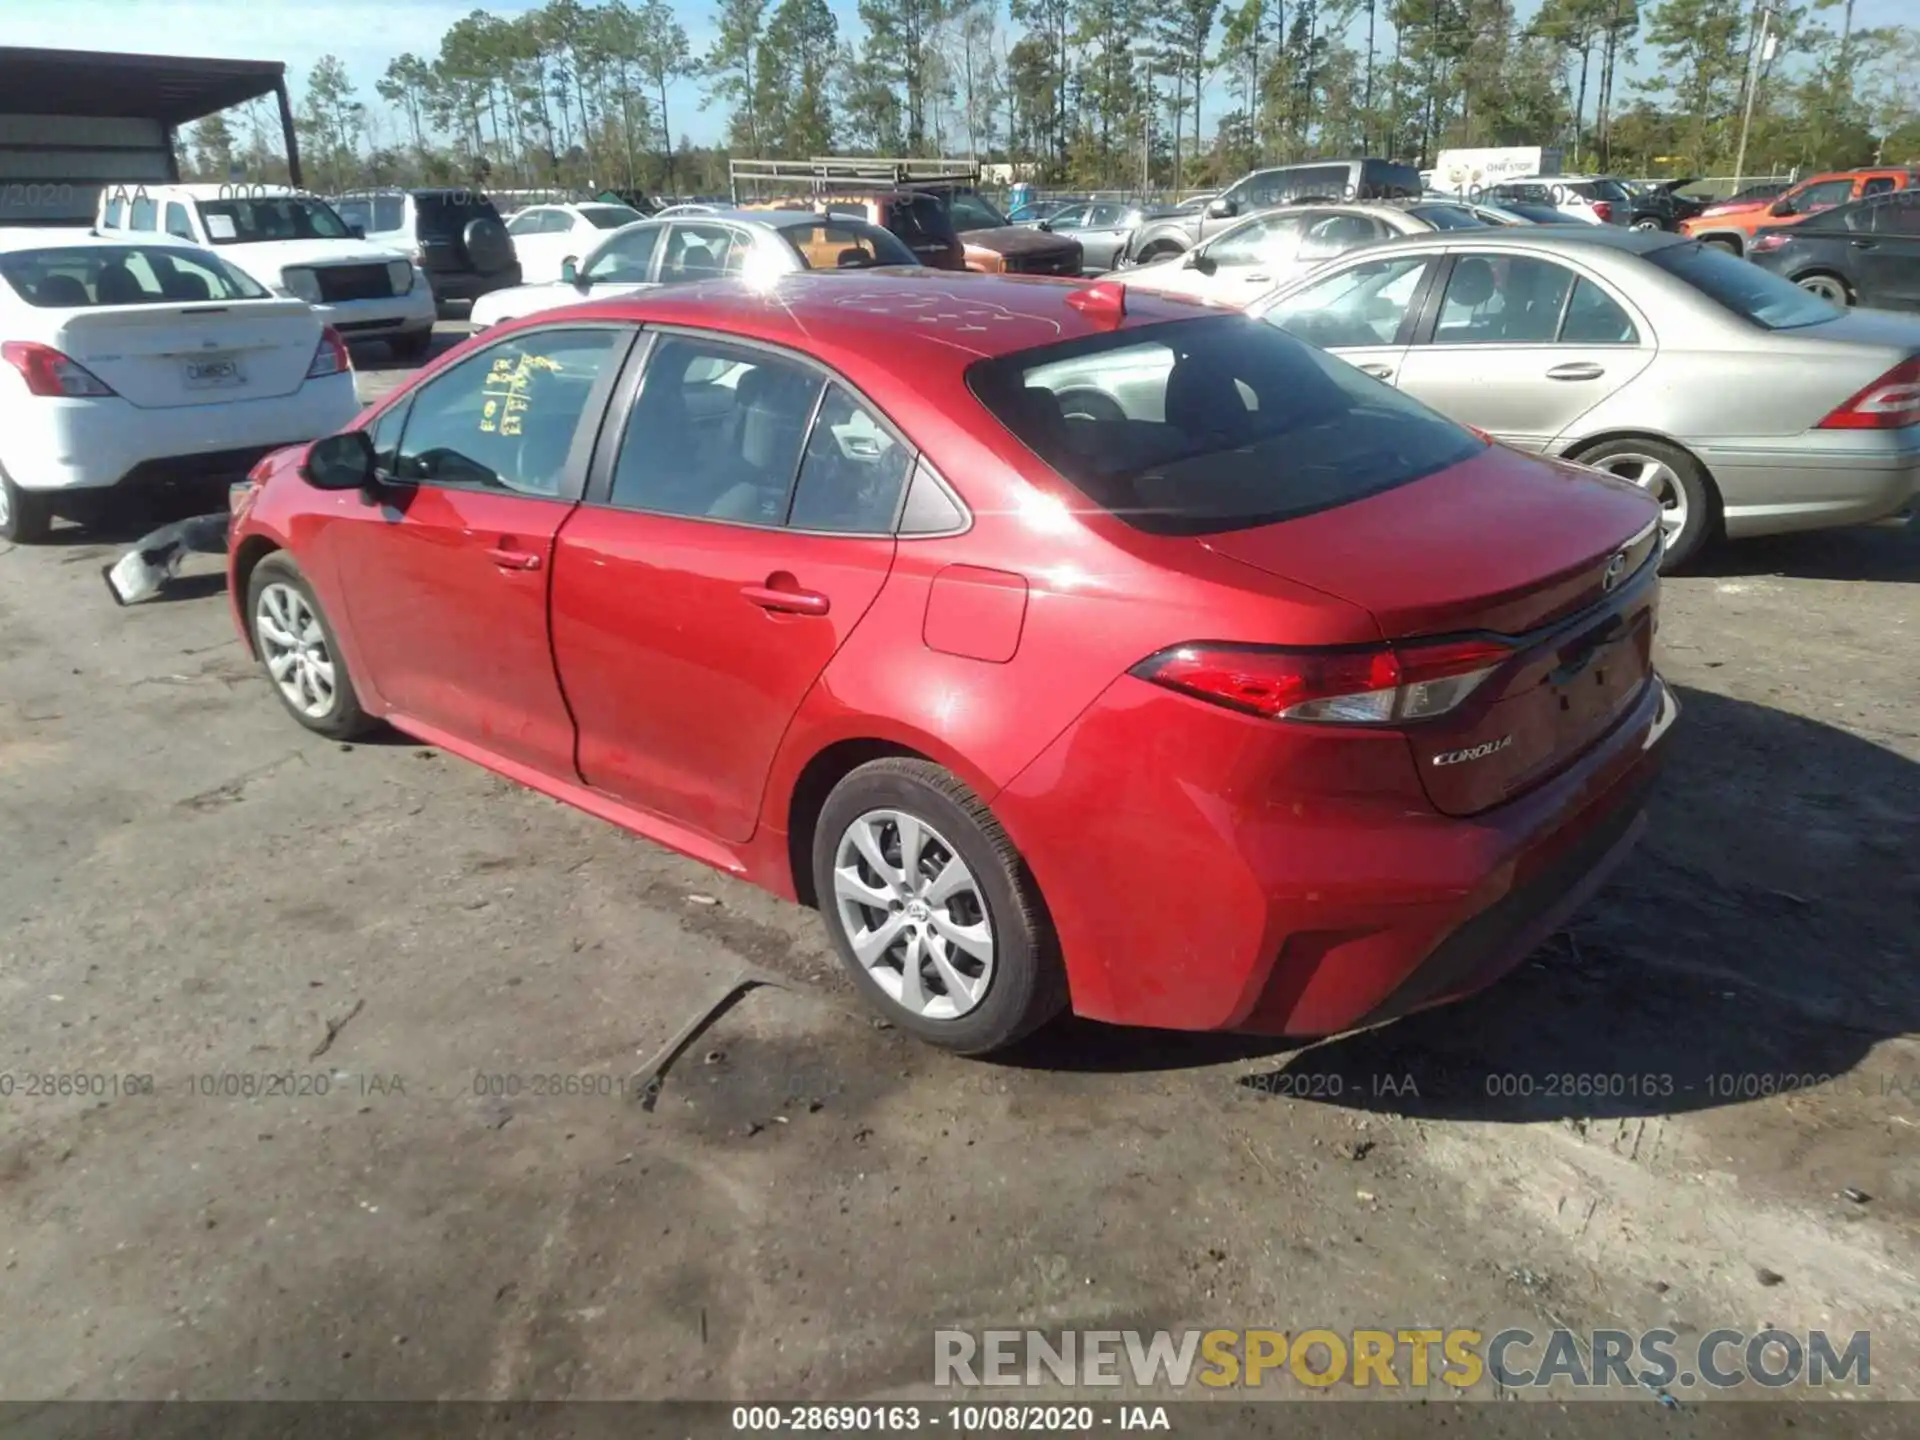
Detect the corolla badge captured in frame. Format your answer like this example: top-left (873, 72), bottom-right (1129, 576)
top-left (1433, 736), bottom-right (1513, 767)
top-left (1602, 550), bottom-right (1629, 592)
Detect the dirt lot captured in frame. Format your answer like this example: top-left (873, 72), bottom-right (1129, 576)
top-left (0, 331), bottom-right (1915, 1421)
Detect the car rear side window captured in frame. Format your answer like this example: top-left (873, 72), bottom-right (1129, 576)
top-left (609, 336), bottom-right (823, 524)
top-left (1649, 242), bottom-right (1839, 329)
top-left (388, 328), bottom-right (625, 497)
top-left (967, 316), bottom-right (1483, 537)
top-left (786, 385), bottom-right (913, 533)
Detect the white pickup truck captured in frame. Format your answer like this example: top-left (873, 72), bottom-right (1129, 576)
top-left (94, 184), bottom-right (438, 358)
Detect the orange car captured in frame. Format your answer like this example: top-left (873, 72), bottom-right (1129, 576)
top-left (1680, 168), bottom-right (1918, 256)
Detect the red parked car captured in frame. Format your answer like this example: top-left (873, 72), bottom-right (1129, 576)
top-left (228, 271), bottom-right (1677, 1054)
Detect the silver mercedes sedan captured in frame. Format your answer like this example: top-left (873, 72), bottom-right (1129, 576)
top-left (1245, 227), bottom-right (1920, 566)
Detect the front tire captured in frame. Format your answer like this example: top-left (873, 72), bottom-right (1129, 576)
top-left (247, 553), bottom-right (375, 739)
top-left (1575, 437), bottom-right (1717, 570)
top-left (812, 758), bottom-right (1066, 1055)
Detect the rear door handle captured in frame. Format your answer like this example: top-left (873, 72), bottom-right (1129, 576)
top-left (1357, 362), bottom-right (1394, 379)
top-left (486, 546), bottom-right (542, 571)
top-left (742, 583), bottom-right (830, 617)
top-left (1546, 363), bottom-right (1605, 381)
top-left (1245, 273), bottom-right (1271, 283)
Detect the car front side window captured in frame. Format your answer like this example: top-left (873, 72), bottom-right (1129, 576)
top-left (1431, 255), bottom-right (1579, 345)
top-left (582, 225), bottom-right (660, 283)
top-left (1206, 215), bottom-right (1304, 267)
top-left (389, 328), bottom-right (625, 497)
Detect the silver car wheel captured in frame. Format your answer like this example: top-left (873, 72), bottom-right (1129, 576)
top-left (255, 582), bottom-right (337, 720)
top-left (1595, 453), bottom-right (1688, 547)
top-left (1797, 275), bottom-right (1850, 305)
top-left (1632, 218), bottom-right (1662, 231)
top-left (833, 808), bottom-right (995, 1021)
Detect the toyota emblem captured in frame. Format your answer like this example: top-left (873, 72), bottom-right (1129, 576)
top-left (1602, 550), bottom-right (1629, 592)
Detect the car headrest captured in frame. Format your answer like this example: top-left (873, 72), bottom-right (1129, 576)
top-left (1006, 385), bottom-right (1069, 459)
top-left (93, 262), bottom-right (146, 305)
top-left (1164, 354), bottom-right (1254, 446)
top-left (34, 274), bottom-right (89, 306)
top-left (1448, 257), bottom-right (1496, 308)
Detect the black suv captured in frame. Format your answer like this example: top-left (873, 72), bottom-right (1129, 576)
top-left (1123, 158), bottom-right (1422, 264)
top-left (330, 188), bottom-right (521, 314)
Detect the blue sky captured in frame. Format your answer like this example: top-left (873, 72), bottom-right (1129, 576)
top-left (7, 0), bottom-right (1910, 149)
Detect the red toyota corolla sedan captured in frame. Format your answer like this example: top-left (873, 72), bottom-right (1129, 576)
top-left (228, 270), bottom-right (1677, 1054)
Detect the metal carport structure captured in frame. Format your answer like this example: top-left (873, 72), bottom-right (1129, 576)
top-left (0, 46), bottom-right (301, 227)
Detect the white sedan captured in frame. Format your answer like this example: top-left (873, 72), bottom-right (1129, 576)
top-left (0, 230), bottom-right (360, 543)
top-left (503, 201), bottom-right (647, 283)
top-left (1110, 201), bottom-right (1499, 308)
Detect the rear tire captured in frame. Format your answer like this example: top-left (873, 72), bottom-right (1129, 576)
top-left (247, 553), bottom-right (376, 740)
top-left (1574, 437), bottom-right (1716, 571)
top-left (812, 758), bottom-right (1067, 1055)
top-left (1795, 272), bottom-right (1854, 307)
top-left (389, 328), bottom-right (435, 362)
top-left (0, 468), bottom-right (54, 544)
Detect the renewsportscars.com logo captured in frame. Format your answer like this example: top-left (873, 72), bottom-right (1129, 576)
top-left (933, 1327), bottom-right (1871, 1393)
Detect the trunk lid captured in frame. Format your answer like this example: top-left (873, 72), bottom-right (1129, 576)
top-left (57, 299), bottom-right (320, 409)
top-left (1203, 444), bottom-right (1664, 816)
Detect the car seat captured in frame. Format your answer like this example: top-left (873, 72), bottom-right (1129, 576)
top-left (1165, 353), bottom-right (1256, 450)
top-left (705, 365), bottom-right (814, 520)
top-left (34, 274), bottom-right (89, 306)
top-left (93, 262), bottom-right (147, 305)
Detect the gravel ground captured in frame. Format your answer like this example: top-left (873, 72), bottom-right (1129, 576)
top-left (0, 334), bottom-right (1914, 1423)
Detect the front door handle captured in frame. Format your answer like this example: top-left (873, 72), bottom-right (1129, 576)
top-left (486, 546), bottom-right (542, 571)
top-left (1850, 239), bottom-right (1878, 249)
top-left (1245, 272), bottom-right (1271, 283)
top-left (742, 582), bottom-right (830, 617)
top-left (1357, 362), bottom-right (1394, 379)
top-left (1547, 362), bottom-right (1605, 381)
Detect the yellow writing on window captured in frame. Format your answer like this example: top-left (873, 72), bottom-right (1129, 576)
top-left (478, 352), bottom-right (565, 438)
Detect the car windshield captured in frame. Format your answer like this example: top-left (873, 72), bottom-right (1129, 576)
top-left (1650, 241), bottom-right (1841, 330)
top-left (581, 205), bottom-right (642, 229)
top-left (967, 315), bottom-right (1483, 537)
top-left (0, 243), bottom-right (271, 306)
top-left (195, 196), bottom-right (353, 244)
top-left (945, 190), bottom-right (1009, 231)
top-left (1409, 204), bottom-right (1493, 230)
top-left (778, 220), bottom-right (920, 269)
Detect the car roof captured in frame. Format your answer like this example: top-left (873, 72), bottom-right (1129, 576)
top-left (539, 269), bottom-right (1217, 365)
top-left (0, 226), bottom-right (198, 253)
top-left (1363, 225), bottom-right (1688, 257)
top-left (644, 207), bottom-right (852, 230)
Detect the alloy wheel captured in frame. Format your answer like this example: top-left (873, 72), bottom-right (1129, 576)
top-left (1594, 452), bottom-right (1688, 548)
top-left (1631, 218), bottom-right (1663, 231)
top-left (255, 582), bottom-right (337, 719)
top-left (832, 808), bottom-right (995, 1021)
top-left (1797, 274), bottom-right (1850, 306)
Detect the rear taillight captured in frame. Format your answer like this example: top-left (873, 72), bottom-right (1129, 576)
top-left (1592, 201), bottom-right (1615, 222)
top-left (307, 327), bottom-right (350, 379)
top-left (1, 341), bottom-right (115, 397)
top-left (1131, 637), bottom-right (1514, 725)
top-left (1818, 357), bottom-right (1920, 430)
top-left (1749, 232), bottom-right (1788, 254)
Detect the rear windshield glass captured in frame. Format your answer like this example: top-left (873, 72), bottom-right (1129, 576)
top-left (196, 196), bottom-right (352, 244)
top-left (0, 244), bottom-right (271, 307)
top-left (1359, 161), bottom-right (1423, 198)
top-left (967, 316), bottom-right (1483, 537)
top-left (1649, 241), bottom-right (1839, 330)
top-left (1583, 179), bottom-right (1631, 202)
top-left (581, 205), bottom-right (643, 229)
top-left (1409, 203), bottom-right (1492, 230)
top-left (778, 220), bottom-right (919, 269)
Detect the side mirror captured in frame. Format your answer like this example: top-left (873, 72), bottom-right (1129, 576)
top-left (302, 430), bottom-right (375, 493)
top-left (1037, 220), bottom-right (1053, 232)
top-left (347, 223), bottom-right (366, 239)
top-left (560, 256), bottom-right (583, 286)
top-left (1206, 198), bottom-right (1237, 219)
top-left (1769, 199), bottom-right (1794, 217)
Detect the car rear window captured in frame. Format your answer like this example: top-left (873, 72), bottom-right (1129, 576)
top-left (0, 244), bottom-right (270, 307)
top-left (1581, 179), bottom-right (1632, 202)
top-left (1409, 204), bottom-right (1492, 230)
top-left (1649, 241), bottom-right (1839, 330)
top-left (581, 205), bottom-right (643, 229)
top-left (886, 195), bottom-right (959, 245)
top-left (414, 192), bottom-right (503, 236)
top-left (777, 220), bottom-right (919, 269)
top-left (1359, 160), bottom-right (1423, 198)
top-left (966, 316), bottom-right (1483, 537)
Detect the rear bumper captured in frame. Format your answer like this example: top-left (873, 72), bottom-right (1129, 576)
top-left (995, 669), bottom-right (1677, 1037)
top-left (0, 375), bottom-right (361, 494)
top-left (1694, 431), bottom-right (1920, 539)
